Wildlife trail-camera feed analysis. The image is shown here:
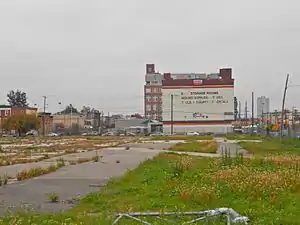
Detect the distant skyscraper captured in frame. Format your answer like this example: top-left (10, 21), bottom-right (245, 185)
top-left (257, 96), bottom-right (270, 117)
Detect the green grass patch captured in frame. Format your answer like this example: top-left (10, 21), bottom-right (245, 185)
top-left (226, 134), bottom-right (264, 140)
top-left (152, 135), bottom-right (214, 141)
top-left (240, 138), bottom-right (300, 156)
top-left (169, 141), bottom-right (218, 153)
top-left (3, 153), bottom-right (300, 224)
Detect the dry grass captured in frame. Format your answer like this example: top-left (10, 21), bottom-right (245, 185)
top-left (169, 141), bottom-right (218, 153)
top-left (16, 164), bottom-right (63, 181)
top-left (0, 136), bottom-right (129, 167)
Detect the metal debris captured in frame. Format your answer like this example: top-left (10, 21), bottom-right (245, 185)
top-left (113, 208), bottom-right (249, 224)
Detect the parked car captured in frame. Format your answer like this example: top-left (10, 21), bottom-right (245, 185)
top-left (26, 130), bottom-right (37, 136)
top-left (102, 132), bottom-right (114, 136)
top-left (150, 132), bottom-right (164, 136)
top-left (2, 134), bottom-right (17, 137)
top-left (186, 131), bottom-right (200, 136)
top-left (48, 132), bottom-right (59, 137)
top-left (126, 132), bottom-right (136, 136)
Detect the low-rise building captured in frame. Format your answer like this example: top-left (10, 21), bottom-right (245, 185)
top-left (38, 112), bottom-right (53, 135)
top-left (0, 105), bottom-right (38, 134)
top-left (52, 114), bottom-right (85, 134)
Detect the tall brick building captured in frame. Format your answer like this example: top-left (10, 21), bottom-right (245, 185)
top-left (144, 64), bottom-right (163, 120)
top-left (144, 64), bottom-right (227, 121)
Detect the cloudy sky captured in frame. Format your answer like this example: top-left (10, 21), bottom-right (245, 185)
top-left (1, 0), bottom-right (300, 114)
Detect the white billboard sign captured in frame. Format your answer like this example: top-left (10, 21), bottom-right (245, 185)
top-left (162, 87), bottom-right (234, 122)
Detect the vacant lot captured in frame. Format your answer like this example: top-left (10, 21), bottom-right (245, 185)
top-left (169, 141), bottom-right (218, 153)
top-left (225, 134), bottom-right (264, 140)
top-left (0, 136), bottom-right (136, 182)
top-left (151, 135), bottom-right (214, 141)
top-left (240, 138), bottom-right (300, 156)
top-left (2, 151), bottom-right (300, 224)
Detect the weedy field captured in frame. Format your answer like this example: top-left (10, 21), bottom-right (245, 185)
top-left (168, 141), bottom-right (218, 153)
top-left (225, 134), bottom-right (264, 140)
top-left (240, 138), bottom-right (300, 156)
top-left (2, 149), bottom-right (300, 224)
top-left (151, 135), bottom-right (214, 141)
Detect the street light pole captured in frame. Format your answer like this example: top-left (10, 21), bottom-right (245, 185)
top-left (42, 96), bottom-right (47, 136)
top-left (70, 104), bottom-right (73, 135)
top-left (251, 92), bottom-right (254, 134)
top-left (170, 94), bottom-right (174, 135)
top-left (280, 74), bottom-right (290, 139)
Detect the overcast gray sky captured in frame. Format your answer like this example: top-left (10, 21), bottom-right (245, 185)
top-left (1, 0), bottom-right (300, 114)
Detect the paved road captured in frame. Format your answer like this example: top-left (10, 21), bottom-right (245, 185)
top-left (0, 148), bottom-right (160, 215)
top-left (215, 138), bottom-right (249, 156)
top-left (0, 150), bottom-right (103, 178)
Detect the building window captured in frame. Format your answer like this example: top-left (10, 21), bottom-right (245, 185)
top-left (5, 110), bottom-right (9, 116)
top-left (145, 88), bottom-right (151, 93)
top-left (146, 95), bottom-right (151, 102)
top-left (146, 105), bottom-right (151, 111)
top-left (153, 96), bottom-right (158, 102)
top-left (153, 104), bottom-right (157, 111)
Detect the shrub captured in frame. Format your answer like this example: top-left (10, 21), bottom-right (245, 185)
top-left (92, 156), bottom-right (99, 162)
top-left (2, 174), bottom-right (8, 185)
top-left (77, 158), bottom-right (90, 164)
top-left (69, 160), bottom-right (77, 165)
top-left (47, 165), bottom-right (58, 173)
top-left (92, 151), bottom-right (100, 162)
top-left (48, 192), bottom-right (59, 203)
top-left (16, 164), bottom-right (60, 181)
top-left (56, 158), bottom-right (65, 168)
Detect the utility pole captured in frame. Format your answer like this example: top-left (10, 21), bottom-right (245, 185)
top-left (170, 94), bottom-right (174, 135)
top-left (251, 92), bottom-right (254, 134)
top-left (238, 101), bottom-right (241, 120)
top-left (280, 74), bottom-right (290, 139)
top-left (294, 108), bottom-right (298, 138)
top-left (245, 101), bottom-right (248, 121)
top-left (107, 112), bottom-right (110, 131)
top-left (70, 104), bottom-right (73, 135)
top-left (292, 107), bottom-right (296, 138)
top-left (98, 111), bottom-right (101, 133)
top-left (43, 96), bottom-right (47, 136)
top-left (100, 110), bottom-right (104, 134)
